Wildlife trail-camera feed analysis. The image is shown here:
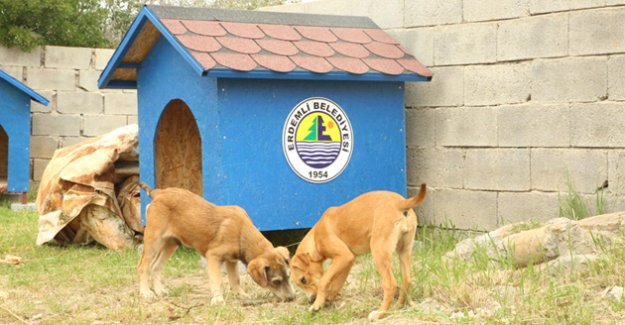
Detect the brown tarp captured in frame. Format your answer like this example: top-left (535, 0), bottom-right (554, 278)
top-left (36, 125), bottom-right (142, 250)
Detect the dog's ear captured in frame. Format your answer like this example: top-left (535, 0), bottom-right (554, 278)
top-left (247, 259), bottom-right (268, 287)
top-left (294, 252), bottom-right (311, 268)
top-left (275, 246), bottom-right (290, 265)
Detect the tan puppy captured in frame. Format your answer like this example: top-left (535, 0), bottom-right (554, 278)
top-left (290, 184), bottom-right (427, 320)
top-left (138, 183), bottom-right (295, 304)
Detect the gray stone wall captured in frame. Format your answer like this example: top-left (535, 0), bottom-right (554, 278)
top-left (266, 0), bottom-right (625, 229)
top-left (0, 46), bottom-right (137, 184)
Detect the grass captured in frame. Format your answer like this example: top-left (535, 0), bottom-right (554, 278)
top-left (559, 180), bottom-right (606, 221)
top-left (2, 207), bottom-right (625, 324)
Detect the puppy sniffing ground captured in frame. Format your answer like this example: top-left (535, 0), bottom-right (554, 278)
top-left (290, 184), bottom-right (427, 320)
top-left (137, 183), bottom-right (295, 304)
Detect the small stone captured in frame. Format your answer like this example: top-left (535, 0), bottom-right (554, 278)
top-left (609, 286), bottom-right (624, 301)
top-left (10, 203), bottom-right (36, 211)
top-left (450, 311), bottom-right (464, 319)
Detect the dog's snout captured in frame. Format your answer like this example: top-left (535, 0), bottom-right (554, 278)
top-left (308, 293), bottom-right (317, 303)
top-left (271, 276), bottom-right (283, 286)
top-left (284, 293), bottom-right (296, 302)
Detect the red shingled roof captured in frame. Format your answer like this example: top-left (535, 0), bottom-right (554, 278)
top-left (160, 18), bottom-right (431, 77)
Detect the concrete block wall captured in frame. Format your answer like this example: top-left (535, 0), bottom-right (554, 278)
top-left (0, 45), bottom-right (137, 185)
top-left (266, 0), bottom-right (625, 229)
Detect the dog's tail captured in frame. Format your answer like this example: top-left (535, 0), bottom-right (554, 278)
top-left (397, 183), bottom-right (427, 211)
top-left (138, 181), bottom-right (154, 198)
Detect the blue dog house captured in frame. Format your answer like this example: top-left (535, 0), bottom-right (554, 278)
top-left (0, 70), bottom-right (49, 201)
top-left (98, 6), bottom-right (432, 230)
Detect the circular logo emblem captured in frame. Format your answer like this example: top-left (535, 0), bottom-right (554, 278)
top-left (282, 97), bottom-right (353, 183)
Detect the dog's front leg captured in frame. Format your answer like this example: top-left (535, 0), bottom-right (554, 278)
top-left (205, 254), bottom-right (225, 305)
top-left (310, 253), bottom-right (354, 312)
top-left (226, 260), bottom-right (248, 298)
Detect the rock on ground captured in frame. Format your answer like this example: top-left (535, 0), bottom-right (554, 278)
top-left (444, 212), bottom-right (625, 268)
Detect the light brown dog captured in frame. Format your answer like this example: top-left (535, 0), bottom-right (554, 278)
top-left (137, 183), bottom-right (295, 304)
top-left (290, 184), bottom-right (427, 320)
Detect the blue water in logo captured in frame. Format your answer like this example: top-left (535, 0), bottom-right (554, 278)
top-left (296, 142), bottom-right (341, 168)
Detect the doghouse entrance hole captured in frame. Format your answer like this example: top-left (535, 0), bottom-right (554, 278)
top-left (155, 99), bottom-right (203, 195)
top-left (0, 125), bottom-right (8, 189)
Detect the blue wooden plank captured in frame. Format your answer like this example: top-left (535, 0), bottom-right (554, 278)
top-left (205, 69), bottom-right (431, 82)
top-left (0, 70), bottom-right (49, 106)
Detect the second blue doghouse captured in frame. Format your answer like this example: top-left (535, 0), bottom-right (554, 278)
top-left (0, 70), bottom-right (49, 201)
top-left (99, 5), bottom-right (432, 230)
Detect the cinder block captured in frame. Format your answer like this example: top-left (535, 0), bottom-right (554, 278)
top-left (405, 108), bottom-right (437, 147)
top-left (83, 115), bottom-right (127, 137)
top-left (387, 27), bottom-right (434, 66)
top-left (437, 106), bottom-right (497, 147)
top-left (601, 193), bottom-right (625, 215)
top-left (0, 46), bottom-right (41, 66)
top-left (497, 14), bottom-right (568, 61)
top-left (78, 70), bottom-right (102, 92)
top-left (570, 102), bottom-right (625, 148)
top-left (30, 90), bottom-right (55, 113)
top-left (570, 8), bottom-right (625, 56)
top-left (608, 150), bottom-right (625, 195)
top-left (404, 0), bottom-right (463, 27)
top-left (529, 0), bottom-right (604, 14)
top-left (94, 48), bottom-right (115, 70)
top-left (60, 136), bottom-right (88, 148)
top-left (32, 114), bottom-right (81, 136)
top-left (464, 148), bottom-right (530, 191)
top-left (608, 55), bottom-right (625, 101)
top-left (432, 188), bottom-right (498, 230)
top-left (407, 147), bottom-right (464, 188)
top-left (30, 136), bottom-right (58, 158)
top-left (531, 148), bottom-right (607, 193)
top-left (464, 63), bottom-right (530, 106)
top-left (45, 46), bottom-right (92, 69)
top-left (57, 92), bottom-right (102, 114)
top-left (464, 0), bottom-right (529, 22)
top-left (26, 67), bottom-right (76, 91)
top-left (405, 66), bottom-right (463, 107)
top-left (498, 103), bottom-right (570, 147)
top-left (0, 66), bottom-right (23, 81)
top-left (127, 115), bottom-right (138, 125)
top-left (33, 159), bottom-right (50, 181)
top-left (104, 93), bottom-right (137, 115)
top-left (498, 191), bottom-right (560, 224)
top-left (262, 0), bottom-right (404, 28)
top-left (434, 23), bottom-right (497, 65)
top-left (531, 57), bottom-right (606, 103)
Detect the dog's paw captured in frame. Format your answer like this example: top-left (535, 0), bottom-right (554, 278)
top-left (211, 295), bottom-right (225, 305)
top-left (140, 289), bottom-right (157, 300)
top-left (153, 286), bottom-right (169, 297)
top-left (367, 310), bottom-right (387, 321)
top-left (235, 289), bottom-right (250, 298)
top-left (309, 303), bottom-right (322, 312)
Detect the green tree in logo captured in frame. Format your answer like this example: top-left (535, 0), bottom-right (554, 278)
top-left (304, 116), bottom-right (317, 141)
